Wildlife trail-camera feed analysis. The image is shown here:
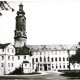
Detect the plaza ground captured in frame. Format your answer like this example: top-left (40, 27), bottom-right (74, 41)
top-left (0, 71), bottom-right (79, 80)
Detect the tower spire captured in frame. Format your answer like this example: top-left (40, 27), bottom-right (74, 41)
top-left (19, 3), bottom-right (23, 11)
top-left (17, 3), bottom-right (25, 16)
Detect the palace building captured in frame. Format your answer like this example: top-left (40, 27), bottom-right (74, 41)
top-left (0, 3), bottom-right (80, 75)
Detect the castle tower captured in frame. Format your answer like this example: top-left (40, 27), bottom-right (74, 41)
top-left (14, 3), bottom-right (27, 47)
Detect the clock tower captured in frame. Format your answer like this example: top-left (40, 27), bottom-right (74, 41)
top-left (14, 3), bottom-right (27, 47)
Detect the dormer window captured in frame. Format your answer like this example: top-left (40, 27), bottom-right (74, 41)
top-left (17, 49), bottom-right (19, 53)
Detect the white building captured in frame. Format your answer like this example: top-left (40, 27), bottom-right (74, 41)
top-left (0, 43), bottom-right (32, 75)
top-left (0, 43), bottom-right (15, 75)
top-left (28, 44), bottom-right (80, 72)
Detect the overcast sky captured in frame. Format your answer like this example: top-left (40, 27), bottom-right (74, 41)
top-left (0, 0), bottom-right (80, 45)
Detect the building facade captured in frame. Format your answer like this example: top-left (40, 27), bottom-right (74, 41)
top-left (29, 45), bottom-right (80, 72)
top-left (0, 43), bottom-right (15, 75)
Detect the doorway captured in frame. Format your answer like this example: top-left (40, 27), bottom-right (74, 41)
top-left (44, 64), bottom-right (47, 71)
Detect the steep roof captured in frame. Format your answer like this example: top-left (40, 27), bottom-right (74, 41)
top-left (0, 43), bottom-right (10, 49)
top-left (15, 45), bottom-right (32, 56)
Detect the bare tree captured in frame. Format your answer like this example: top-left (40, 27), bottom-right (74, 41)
top-left (0, 1), bottom-right (14, 15)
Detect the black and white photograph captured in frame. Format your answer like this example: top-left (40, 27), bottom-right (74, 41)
top-left (0, 0), bottom-right (80, 80)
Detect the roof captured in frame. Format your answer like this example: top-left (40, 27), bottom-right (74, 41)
top-left (15, 45), bottom-right (32, 56)
top-left (0, 43), bottom-right (10, 49)
top-left (27, 44), bottom-right (78, 51)
top-left (23, 61), bottom-right (29, 63)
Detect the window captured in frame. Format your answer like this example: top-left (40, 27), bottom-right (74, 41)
top-left (44, 57), bottom-right (46, 62)
top-left (8, 56), bottom-right (10, 60)
top-left (63, 65), bottom-right (65, 68)
top-left (55, 58), bottom-right (57, 61)
top-left (55, 51), bottom-right (57, 55)
top-left (2, 49), bottom-right (4, 52)
top-left (24, 56), bottom-right (26, 59)
top-left (67, 58), bottom-right (68, 61)
top-left (40, 68), bottom-right (42, 70)
top-left (48, 57), bottom-right (50, 62)
top-left (30, 63), bottom-right (31, 67)
top-left (1, 63), bottom-right (3, 67)
top-left (32, 58), bottom-right (34, 63)
top-left (67, 65), bottom-right (69, 68)
top-left (22, 19), bottom-right (25, 22)
top-left (18, 56), bottom-right (20, 60)
top-left (60, 65), bottom-right (61, 68)
top-left (73, 65), bottom-right (75, 68)
top-left (63, 57), bottom-right (65, 61)
top-left (36, 58), bottom-right (38, 62)
top-left (40, 64), bottom-right (42, 67)
top-left (40, 52), bottom-right (42, 55)
top-left (59, 57), bottom-right (61, 61)
top-left (48, 67), bottom-right (51, 70)
top-left (25, 64), bottom-right (27, 67)
top-left (7, 49), bottom-right (9, 52)
top-left (40, 57), bottom-right (42, 62)
top-left (17, 49), bottom-right (19, 53)
top-left (12, 56), bottom-right (14, 60)
top-left (56, 66), bottom-right (57, 69)
top-left (44, 52), bottom-right (46, 55)
top-left (59, 51), bottom-right (61, 55)
top-left (8, 63), bottom-right (10, 67)
top-left (51, 51), bottom-right (53, 55)
top-left (12, 49), bottom-right (14, 53)
top-left (2, 56), bottom-right (4, 60)
top-left (12, 63), bottom-right (13, 67)
top-left (48, 64), bottom-right (50, 66)
top-left (52, 66), bottom-right (54, 68)
top-left (36, 52), bottom-right (38, 55)
top-left (51, 58), bottom-right (54, 62)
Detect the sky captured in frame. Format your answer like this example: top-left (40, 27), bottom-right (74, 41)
top-left (0, 0), bottom-right (80, 45)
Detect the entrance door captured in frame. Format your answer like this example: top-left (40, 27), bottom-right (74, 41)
top-left (44, 64), bottom-right (47, 71)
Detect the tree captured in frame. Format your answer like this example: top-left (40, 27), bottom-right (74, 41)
top-left (0, 1), bottom-right (14, 16)
top-left (70, 48), bottom-right (80, 64)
